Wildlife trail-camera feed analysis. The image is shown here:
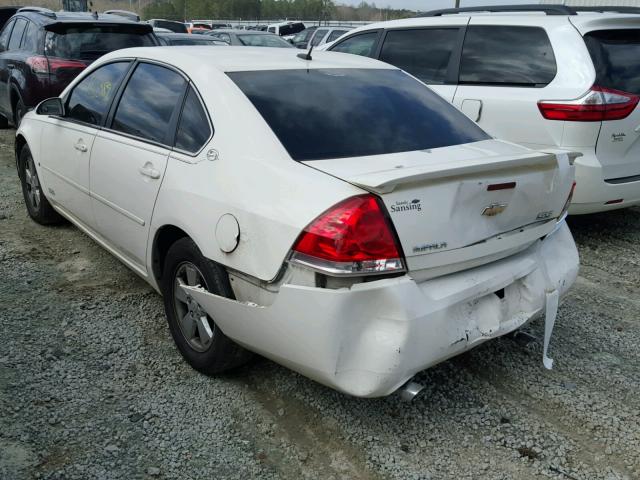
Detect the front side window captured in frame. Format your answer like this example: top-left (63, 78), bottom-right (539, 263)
top-left (459, 26), bottom-right (556, 86)
top-left (330, 32), bottom-right (378, 57)
top-left (8, 18), bottom-right (26, 50)
top-left (174, 86), bottom-right (211, 153)
top-left (66, 61), bottom-right (130, 126)
top-left (112, 63), bottom-right (186, 144)
top-left (229, 68), bottom-right (489, 161)
top-left (311, 29), bottom-right (328, 47)
top-left (585, 29), bottom-right (640, 95)
top-left (380, 28), bottom-right (459, 85)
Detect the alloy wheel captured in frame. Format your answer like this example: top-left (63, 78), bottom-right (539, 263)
top-left (24, 154), bottom-right (41, 210)
top-left (172, 262), bottom-right (215, 352)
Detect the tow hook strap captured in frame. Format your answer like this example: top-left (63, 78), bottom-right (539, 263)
top-left (536, 240), bottom-right (559, 370)
top-left (543, 290), bottom-right (559, 370)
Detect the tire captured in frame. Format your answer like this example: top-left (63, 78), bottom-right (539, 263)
top-left (162, 237), bottom-right (252, 375)
top-left (18, 145), bottom-right (64, 225)
top-left (13, 96), bottom-right (26, 128)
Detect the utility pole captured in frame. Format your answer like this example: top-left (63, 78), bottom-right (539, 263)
top-left (455, 0), bottom-right (460, 7)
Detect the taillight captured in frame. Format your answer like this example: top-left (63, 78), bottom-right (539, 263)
top-left (290, 194), bottom-right (405, 275)
top-left (26, 56), bottom-right (49, 74)
top-left (538, 86), bottom-right (639, 122)
top-left (26, 56), bottom-right (87, 75)
top-left (559, 182), bottom-right (576, 220)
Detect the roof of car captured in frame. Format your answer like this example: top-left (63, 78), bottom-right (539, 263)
top-left (16, 10), bottom-right (145, 26)
top-left (99, 46), bottom-right (396, 73)
top-left (341, 11), bottom-right (640, 37)
top-left (211, 29), bottom-right (275, 35)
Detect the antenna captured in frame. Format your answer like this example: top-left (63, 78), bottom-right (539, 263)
top-left (297, 44), bottom-right (313, 61)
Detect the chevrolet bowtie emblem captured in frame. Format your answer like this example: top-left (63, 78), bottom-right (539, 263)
top-left (482, 203), bottom-right (508, 216)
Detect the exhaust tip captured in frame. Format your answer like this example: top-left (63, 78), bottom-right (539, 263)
top-left (399, 381), bottom-right (425, 402)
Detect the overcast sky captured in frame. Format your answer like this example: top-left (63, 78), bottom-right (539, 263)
top-left (338, 0), bottom-right (537, 11)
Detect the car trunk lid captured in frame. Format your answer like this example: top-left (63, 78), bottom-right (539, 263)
top-left (304, 140), bottom-right (574, 274)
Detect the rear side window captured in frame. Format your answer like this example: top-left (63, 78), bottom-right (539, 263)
top-left (112, 63), bottom-right (186, 144)
top-left (66, 61), bottom-right (130, 126)
top-left (229, 68), bottom-right (489, 161)
top-left (331, 32), bottom-right (378, 57)
top-left (8, 18), bottom-right (26, 50)
top-left (460, 26), bottom-right (556, 87)
top-left (44, 26), bottom-right (155, 61)
top-left (174, 86), bottom-right (211, 153)
top-left (585, 30), bottom-right (640, 95)
top-left (21, 22), bottom-right (39, 52)
top-left (380, 28), bottom-right (459, 85)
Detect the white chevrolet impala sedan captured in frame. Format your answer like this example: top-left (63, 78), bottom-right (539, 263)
top-left (16, 47), bottom-right (579, 398)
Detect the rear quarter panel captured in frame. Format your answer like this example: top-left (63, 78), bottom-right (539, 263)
top-left (149, 70), bottom-right (363, 283)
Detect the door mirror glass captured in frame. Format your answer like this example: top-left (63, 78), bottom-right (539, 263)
top-left (36, 97), bottom-right (65, 116)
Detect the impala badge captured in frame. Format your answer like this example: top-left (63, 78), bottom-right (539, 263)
top-left (482, 203), bottom-right (508, 217)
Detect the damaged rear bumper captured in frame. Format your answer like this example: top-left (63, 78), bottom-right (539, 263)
top-left (184, 222), bottom-right (579, 398)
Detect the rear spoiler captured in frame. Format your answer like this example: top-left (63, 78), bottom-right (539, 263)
top-left (347, 152), bottom-right (560, 194)
top-left (44, 21), bottom-right (153, 34)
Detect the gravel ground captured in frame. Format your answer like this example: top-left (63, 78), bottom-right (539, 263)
top-left (1, 128), bottom-right (639, 480)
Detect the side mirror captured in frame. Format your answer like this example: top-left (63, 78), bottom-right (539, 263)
top-left (36, 98), bottom-right (65, 116)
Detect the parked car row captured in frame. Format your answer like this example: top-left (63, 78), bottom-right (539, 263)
top-left (6, 5), bottom-right (640, 399)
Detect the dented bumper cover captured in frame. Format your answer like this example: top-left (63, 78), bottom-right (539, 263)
top-left (184, 222), bottom-right (579, 398)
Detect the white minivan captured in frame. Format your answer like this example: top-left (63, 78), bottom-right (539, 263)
top-left (324, 5), bottom-right (640, 214)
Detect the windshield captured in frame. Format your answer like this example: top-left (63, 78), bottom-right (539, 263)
top-left (229, 68), bottom-right (489, 161)
top-left (292, 28), bottom-right (314, 43)
top-left (585, 29), bottom-right (640, 95)
top-left (237, 34), bottom-right (293, 48)
top-left (45, 27), bottom-right (155, 61)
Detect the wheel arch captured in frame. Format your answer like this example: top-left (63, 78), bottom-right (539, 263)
top-left (151, 224), bottom-right (191, 287)
top-left (14, 133), bottom-right (27, 173)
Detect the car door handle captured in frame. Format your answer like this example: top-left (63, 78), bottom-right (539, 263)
top-left (139, 164), bottom-right (160, 179)
top-left (74, 142), bottom-right (88, 152)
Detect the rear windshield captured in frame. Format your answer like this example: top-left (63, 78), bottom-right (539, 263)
top-left (237, 34), bottom-right (291, 48)
top-left (584, 29), bottom-right (640, 94)
top-left (45, 26), bottom-right (155, 61)
top-left (279, 23), bottom-right (305, 36)
top-left (229, 68), bottom-right (489, 161)
top-left (154, 20), bottom-right (187, 33)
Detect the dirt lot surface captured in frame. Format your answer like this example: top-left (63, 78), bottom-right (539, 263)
top-left (1, 128), bottom-right (639, 480)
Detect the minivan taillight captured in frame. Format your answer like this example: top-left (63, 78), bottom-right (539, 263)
top-left (26, 56), bottom-right (87, 75)
top-left (290, 194), bottom-right (405, 275)
top-left (538, 86), bottom-right (639, 122)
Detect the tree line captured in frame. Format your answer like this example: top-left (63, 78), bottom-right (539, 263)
top-left (142, 0), bottom-right (414, 22)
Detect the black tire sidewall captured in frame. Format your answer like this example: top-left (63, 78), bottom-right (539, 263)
top-left (14, 98), bottom-right (25, 127)
top-left (18, 145), bottom-right (63, 225)
top-left (19, 146), bottom-right (41, 219)
top-left (162, 237), bottom-right (248, 374)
